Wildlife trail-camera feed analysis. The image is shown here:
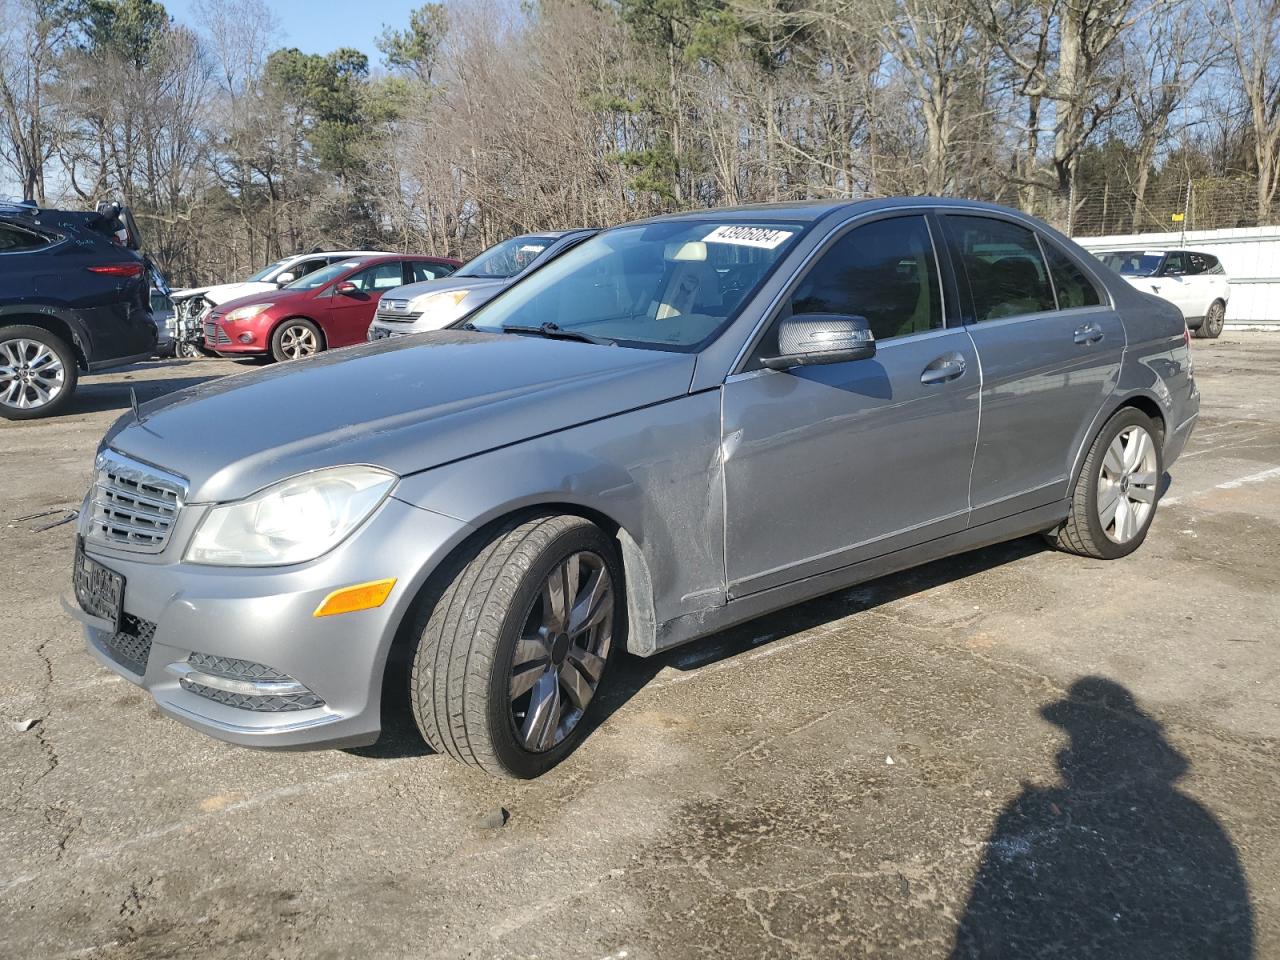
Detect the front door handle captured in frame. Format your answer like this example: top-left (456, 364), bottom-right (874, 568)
top-left (1074, 322), bottom-right (1104, 345)
top-left (921, 352), bottom-right (967, 385)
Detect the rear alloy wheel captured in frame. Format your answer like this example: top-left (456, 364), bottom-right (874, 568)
top-left (1195, 300), bottom-right (1226, 339)
top-left (1045, 407), bottom-right (1163, 560)
top-left (270, 319), bottom-right (322, 362)
top-left (0, 325), bottom-right (78, 420)
top-left (409, 514), bottom-right (621, 778)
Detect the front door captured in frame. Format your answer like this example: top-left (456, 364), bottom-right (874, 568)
top-left (722, 213), bottom-right (980, 598)
top-left (325, 260), bottom-right (409, 347)
top-left (942, 214), bottom-right (1126, 523)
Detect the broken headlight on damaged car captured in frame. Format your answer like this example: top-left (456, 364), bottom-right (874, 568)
top-left (186, 465), bottom-right (396, 566)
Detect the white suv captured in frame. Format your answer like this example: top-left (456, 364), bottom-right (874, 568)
top-left (1099, 249), bottom-right (1230, 339)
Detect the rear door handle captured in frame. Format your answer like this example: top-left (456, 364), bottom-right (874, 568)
top-left (921, 353), bottom-right (967, 385)
top-left (1074, 322), bottom-right (1104, 345)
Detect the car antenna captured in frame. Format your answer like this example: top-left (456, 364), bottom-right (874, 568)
top-left (130, 387), bottom-right (143, 424)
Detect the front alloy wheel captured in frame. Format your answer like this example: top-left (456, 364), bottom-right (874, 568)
top-left (509, 551), bottom-right (614, 752)
top-left (271, 319), bottom-right (322, 362)
top-left (410, 514), bottom-right (622, 778)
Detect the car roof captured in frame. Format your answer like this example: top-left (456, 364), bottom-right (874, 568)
top-left (629, 196), bottom-right (1057, 227)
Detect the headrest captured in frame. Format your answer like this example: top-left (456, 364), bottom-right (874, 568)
top-left (665, 241), bottom-right (707, 262)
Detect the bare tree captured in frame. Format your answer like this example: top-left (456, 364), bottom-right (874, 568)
top-left (1221, 0), bottom-right (1280, 220)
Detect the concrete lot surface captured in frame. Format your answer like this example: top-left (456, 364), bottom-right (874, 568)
top-left (2, 340), bottom-right (1278, 958)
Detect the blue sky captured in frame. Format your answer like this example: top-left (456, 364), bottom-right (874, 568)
top-left (162, 0), bottom-right (424, 61)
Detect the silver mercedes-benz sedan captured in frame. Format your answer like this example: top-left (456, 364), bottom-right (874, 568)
top-left (65, 198), bottom-right (1198, 779)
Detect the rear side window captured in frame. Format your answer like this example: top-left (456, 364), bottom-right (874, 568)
top-left (412, 262), bottom-right (454, 282)
top-left (948, 216), bottom-right (1055, 321)
top-left (0, 223), bottom-right (50, 252)
top-left (1188, 252), bottom-right (1220, 275)
top-left (349, 261), bottom-right (407, 291)
top-left (1042, 239), bottom-right (1102, 308)
top-left (787, 215), bottom-right (943, 342)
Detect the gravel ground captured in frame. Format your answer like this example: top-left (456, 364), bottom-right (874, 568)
top-left (1, 338), bottom-right (1277, 959)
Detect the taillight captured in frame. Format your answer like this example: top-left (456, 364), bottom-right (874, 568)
top-left (87, 263), bottom-right (144, 277)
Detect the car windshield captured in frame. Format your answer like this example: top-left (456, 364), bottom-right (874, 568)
top-left (286, 259), bottom-right (365, 290)
top-left (456, 236), bottom-right (556, 279)
top-left (1102, 251), bottom-right (1164, 277)
top-left (246, 259), bottom-right (289, 282)
top-left (465, 220), bottom-right (806, 351)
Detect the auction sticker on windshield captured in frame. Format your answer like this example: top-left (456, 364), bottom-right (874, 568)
top-left (704, 225), bottom-right (795, 249)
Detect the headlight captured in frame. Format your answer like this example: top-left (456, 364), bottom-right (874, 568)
top-left (186, 465), bottom-right (396, 566)
top-left (408, 290), bottom-right (470, 327)
top-left (224, 303), bottom-right (274, 323)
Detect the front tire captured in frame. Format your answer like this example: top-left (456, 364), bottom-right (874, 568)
top-left (0, 325), bottom-right (79, 420)
top-left (1195, 300), bottom-right (1225, 339)
top-left (409, 514), bottom-right (622, 778)
top-left (270, 318), bottom-right (323, 362)
top-left (1045, 407), bottom-right (1163, 559)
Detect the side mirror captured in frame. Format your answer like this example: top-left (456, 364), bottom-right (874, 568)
top-left (335, 281), bottom-right (358, 295)
top-left (275, 272), bottom-right (296, 286)
top-left (762, 314), bottom-right (876, 370)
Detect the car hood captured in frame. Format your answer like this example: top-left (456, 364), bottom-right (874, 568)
top-left (102, 331), bottom-right (696, 502)
top-left (169, 285), bottom-right (212, 301)
top-left (382, 275), bottom-right (507, 303)
top-left (196, 281), bottom-right (277, 306)
top-left (212, 287), bottom-right (311, 316)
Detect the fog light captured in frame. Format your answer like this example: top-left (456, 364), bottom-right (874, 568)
top-left (238, 332), bottom-right (253, 343)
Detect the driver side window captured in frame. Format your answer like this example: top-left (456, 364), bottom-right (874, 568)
top-left (349, 262), bottom-right (406, 291)
top-left (751, 215), bottom-right (943, 366)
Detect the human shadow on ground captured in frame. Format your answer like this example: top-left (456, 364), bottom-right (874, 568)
top-left (950, 676), bottom-right (1253, 959)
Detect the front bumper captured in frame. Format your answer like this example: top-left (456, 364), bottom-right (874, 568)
top-left (64, 496), bottom-right (470, 749)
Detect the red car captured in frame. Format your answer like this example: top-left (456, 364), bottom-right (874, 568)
top-left (204, 254), bottom-right (462, 361)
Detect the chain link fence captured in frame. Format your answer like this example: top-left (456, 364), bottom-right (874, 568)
top-left (1071, 177), bottom-right (1269, 238)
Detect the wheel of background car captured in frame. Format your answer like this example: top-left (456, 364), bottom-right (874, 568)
top-left (0, 325), bottom-right (79, 421)
top-left (1196, 300), bottom-right (1226, 340)
top-left (176, 341), bottom-right (202, 360)
top-left (409, 513), bottom-right (621, 778)
top-left (1044, 407), bottom-right (1163, 560)
top-left (270, 318), bottom-right (323, 362)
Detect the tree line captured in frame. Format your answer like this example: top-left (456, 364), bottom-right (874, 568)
top-left (2, 0), bottom-right (1278, 285)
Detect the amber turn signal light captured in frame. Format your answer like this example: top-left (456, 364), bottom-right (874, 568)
top-left (313, 578), bottom-right (397, 617)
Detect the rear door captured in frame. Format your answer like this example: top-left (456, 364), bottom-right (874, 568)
top-left (324, 260), bottom-right (411, 346)
top-left (942, 214), bottom-right (1125, 523)
top-left (721, 212), bottom-right (980, 597)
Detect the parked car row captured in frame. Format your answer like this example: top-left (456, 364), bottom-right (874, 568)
top-left (67, 198), bottom-right (1198, 780)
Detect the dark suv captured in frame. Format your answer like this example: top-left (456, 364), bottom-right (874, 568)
top-left (1, 201), bottom-right (155, 420)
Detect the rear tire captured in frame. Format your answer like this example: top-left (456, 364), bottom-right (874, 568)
top-left (1044, 407), bottom-right (1163, 559)
top-left (409, 514), bottom-right (622, 779)
top-left (1195, 300), bottom-right (1225, 339)
top-left (0, 325), bottom-right (79, 420)
top-left (270, 318), bottom-right (323, 362)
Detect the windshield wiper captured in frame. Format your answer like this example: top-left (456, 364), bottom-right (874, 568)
top-left (500, 322), bottom-right (615, 346)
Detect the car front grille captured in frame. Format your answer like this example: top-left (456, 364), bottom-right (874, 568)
top-left (86, 450), bottom-right (186, 554)
top-left (374, 310), bottom-right (422, 324)
top-left (204, 319), bottom-right (231, 345)
top-left (97, 613), bottom-right (156, 675)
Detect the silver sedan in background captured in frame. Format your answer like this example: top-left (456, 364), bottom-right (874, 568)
top-left (66, 198), bottom-right (1197, 780)
top-left (367, 229), bottom-right (597, 340)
